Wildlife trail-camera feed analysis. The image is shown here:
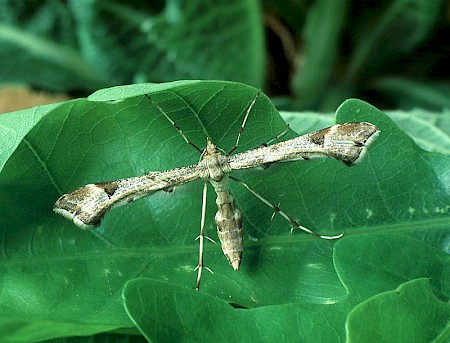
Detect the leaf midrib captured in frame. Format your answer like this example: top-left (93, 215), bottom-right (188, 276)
top-left (3, 216), bottom-right (447, 266)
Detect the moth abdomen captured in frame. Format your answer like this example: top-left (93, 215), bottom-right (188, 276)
top-left (211, 177), bottom-right (244, 270)
top-left (215, 203), bottom-right (244, 270)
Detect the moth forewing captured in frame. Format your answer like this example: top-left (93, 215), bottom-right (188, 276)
top-left (317, 122), bottom-right (380, 165)
top-left (54, 165), bottom-right (202, 228)
top-left (228, 122), bottom-right (379, 170)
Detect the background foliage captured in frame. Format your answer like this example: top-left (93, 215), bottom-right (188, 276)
top-left (0, 0), bottom-right (449, 342)
top-left (0, 0), bottom-right (449, 111)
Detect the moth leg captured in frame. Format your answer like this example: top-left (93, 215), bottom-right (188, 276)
top-left (229, 176), bottom-right (344, 240)
top-left (227, 91), bottom-right (261, 155)
top-left (258, 126), bottom-right (291, 169)
top-left (145, 94), bottom-right (203, 154)
top-left (260, 125), bottom-right (290, 147)
top-left (194, 181), bottom-right (214, 290)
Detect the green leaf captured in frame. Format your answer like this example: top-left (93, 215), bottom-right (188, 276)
top-left (384, 109), bottom-right (450, 155)
top-left (0, 1), bottom-right (264, 91)
top-left (335, 235), bottom-right (450, 300)
top-left (0, 102), bottom-right (63, 171)
top-left (70, 0), bottom-right (265, 86)
top-left (122, 278), bottom-right (349, 343)
top-left (347, 0), bottom-right (441, 80)
top-left (123, 277), bottom-right (450, 343)
top-left (123, 235), bottom-right (450, 342)
top-left (292, 0), bottom-right (350, 107)
top-left (372, 77), bottom-right (450, 111)
top-left (0, 319), bottom-right (117, 343)
top-left (41, 333), bottom-right (149, 343)
top-left (0, 1), bottom-right (109, 92)
top-left (0, 81), bottom-right (449, 341)
top-left (347, 279), bottom-right (450, 343)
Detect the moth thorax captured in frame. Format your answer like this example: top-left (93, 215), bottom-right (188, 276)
top-left (206, 154), bottom-right (231, 181)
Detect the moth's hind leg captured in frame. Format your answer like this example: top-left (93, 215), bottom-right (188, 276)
top-left (259, 125), bottom-right (290, 147)
top-left (229, 176), bottom-right (344, 240)
top-left (194, 181), bottom-right (214, 290)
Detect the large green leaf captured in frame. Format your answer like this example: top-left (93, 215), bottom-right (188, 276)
top-left (122, 278), bottom-right (350, 343)
top-left (347, 278), bottom-right (450, 342)
top-left (0, 81), bottom-right (449, 341)
top-left (122, 277), bottom-right (450, 343)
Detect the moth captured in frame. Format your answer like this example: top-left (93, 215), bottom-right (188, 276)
top-left (54, 92), bottom-right (379, 289)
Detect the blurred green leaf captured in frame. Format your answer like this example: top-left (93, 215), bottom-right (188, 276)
top-left (0, 1), bottom-right (264, 91)
top-left (372, 78), bottom-right (450, 111)
top-left (70, 0), bottom-right (265, 86)
top-left (292, 0), bottom-right (350, 107)
top-left (0, 81), bottom-right (449, 341)
top-left (1, 1), bottom-right (447, 113)
top-left (347, 0), bottom-right (442, 80)
top-left (385, 109), bottom-right (450, 155)
top-left (0, 22), bottom-right (108, 91)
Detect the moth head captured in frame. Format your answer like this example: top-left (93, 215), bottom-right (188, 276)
top-left (205, 138), bottom-right (219, 156)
